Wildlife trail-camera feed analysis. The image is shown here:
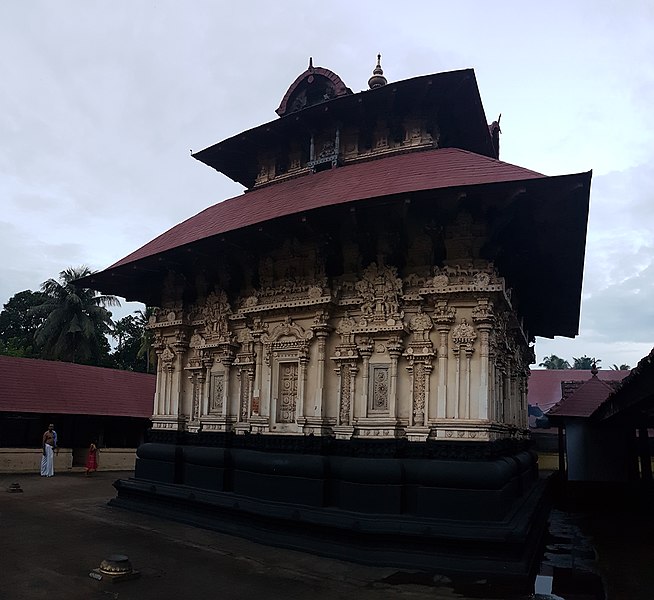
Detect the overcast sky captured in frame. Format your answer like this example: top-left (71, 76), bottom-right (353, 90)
top-left (1, 1), bottom-right (653, 369)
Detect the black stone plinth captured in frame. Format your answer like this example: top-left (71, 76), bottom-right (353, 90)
top-left (110, 437), bottom-right (550, 578)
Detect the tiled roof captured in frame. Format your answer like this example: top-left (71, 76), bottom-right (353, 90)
top-left (528, 369), bottom-right (630, 414)
top-left (548, 375), bottom-right (620, 418)
top-left (109, 148), bottom-right (545, 270)
top-left (0, 355), bottom-right (154, 418)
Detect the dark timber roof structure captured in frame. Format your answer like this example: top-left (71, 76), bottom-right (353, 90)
top-left (80, 63), bottom-right (592, 340)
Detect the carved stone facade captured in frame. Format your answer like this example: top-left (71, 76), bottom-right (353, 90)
top-left (148, 253), bottom-right (532, 442)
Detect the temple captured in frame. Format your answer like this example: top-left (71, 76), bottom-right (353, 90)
top-left (81, 57), bottom-right (592, 576)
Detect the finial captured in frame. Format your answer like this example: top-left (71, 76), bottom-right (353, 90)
top-left (308, 56), bottom-right (314, 70)
top-left (591, 361), bottom-right (598, 376)
top-left (368, 53), bottom-right (387, 89)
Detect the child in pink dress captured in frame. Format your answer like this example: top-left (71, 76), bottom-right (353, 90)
top-left (85, 442), bottom-right (98, 476)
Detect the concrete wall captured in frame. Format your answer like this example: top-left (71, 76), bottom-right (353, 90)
top-left (0, 448), bottom-right (136, 473)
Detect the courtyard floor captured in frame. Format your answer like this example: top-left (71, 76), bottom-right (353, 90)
top-left (0, 471), bottom-right (651, 599)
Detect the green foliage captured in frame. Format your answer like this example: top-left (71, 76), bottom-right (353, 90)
top-left (572, 355), bottom-right (601, 370)
top-left (610, 363), bottom-right (631, 370)
top-left (111, 313), bottom-right (147, 372)
top-left (0, 290), bottom-right (48, 358)
top-left (538, 354), bottom-right (571, 369)
top-left (32, 266), bottom-right (120, 365)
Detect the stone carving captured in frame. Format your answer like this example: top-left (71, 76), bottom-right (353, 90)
top-left (413, 362), bottom-right (426, 425)
top-left (355, 263), bottom-right (403, 324)
top-left (409, 307), bottom-right (433, 342)
top-left (339, 367), bottom-right (352, 425)
top-left (210, 373), bottom-right (225, 413)
top-left (190, 332), bottom-right (205, 348)
top-left (277, 362), bottom-right (299, 423)
top-left (160, 346), bottom-right (175, 365)
top-left (370, 365), bottom-right (390, 411)
top-left (433, 301), bottom-right (456, 327)
top-left (472, 298), bottom-right (495, 325)
top-left (452, 319), bottom-right (477, 351)
top-left (202, 291), bottom-right (232, 342)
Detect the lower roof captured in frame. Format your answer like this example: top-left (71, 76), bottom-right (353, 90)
top-left (529, 369), bottom-right (631, 414)
top-left (107, 148), bottom-right (546, 270)
top-left (80, 147), bottom-right (592, 339)
top-left (0, 355), bottom-right (154, 418)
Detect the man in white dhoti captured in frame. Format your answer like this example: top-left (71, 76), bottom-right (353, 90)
top-left (40, 423), bottom-right (56, 477)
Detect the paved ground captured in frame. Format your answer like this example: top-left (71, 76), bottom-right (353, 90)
top-left (2, 471), bottom-right (652, 600)
top-left (0, 472), bottom-right (467, 600)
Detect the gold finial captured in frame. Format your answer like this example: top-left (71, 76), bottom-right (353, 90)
top-left (368, 53), bottom-right (387, 89)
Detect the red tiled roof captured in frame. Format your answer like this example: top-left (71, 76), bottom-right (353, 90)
top-left (528, 369), bottom-right (630, 413)
top-left (0, 355), bottom-right (154, 418)
top-left (109, 148), bottom-right (545, 270)
top-left (548, 375), bottom-right (620, 418)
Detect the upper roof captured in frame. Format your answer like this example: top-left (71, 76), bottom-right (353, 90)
top-left (528, 369), bottom-right (631, 413)
top-left (275, 60), bottom-right (352, 117)
top-left (0, 355), bottom-right (155, 418)
top-left (109, 148), bottom-right (545, 270)
top-left (193, 68), bottom-right (498, 187)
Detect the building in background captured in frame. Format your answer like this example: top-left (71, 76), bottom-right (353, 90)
top-left (0, 355), bottom-right (154, 471)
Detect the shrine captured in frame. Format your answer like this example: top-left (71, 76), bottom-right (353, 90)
top-left (81, 57), bottom-right (592, 576)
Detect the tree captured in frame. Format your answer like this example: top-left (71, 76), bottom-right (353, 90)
top-left (33, 266), bottom-right (120, 365)
top-left (135, 307), bottom-right (157, 374)
top-left (610, 363), bottom-right (631, 371)
top-left (0, 290), bottom-right (48, 357)
top-left (572, 355), bottom-right (601, 370)
top-left (111, 313), bottom-right (146, 372)
top-left (538, 355), bottom-right (571, 369)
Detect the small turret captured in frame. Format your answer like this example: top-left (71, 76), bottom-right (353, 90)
top-left (368, 54), bottom-right (387, 89)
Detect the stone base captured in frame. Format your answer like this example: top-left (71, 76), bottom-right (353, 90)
top-left (200, 416), bottom-right (237, 432)
top-left (112, 437), bottom-right (549, 578)
top-left (332, 425), bottom-right (354, 440)
top-left (405, 426), bottom-right (430, 442)
top-left (151, 415), bottom-right (187, 431)
top-left (299, 417), bottom-right (335, 436)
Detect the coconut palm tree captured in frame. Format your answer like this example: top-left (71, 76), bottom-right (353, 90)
top-left (33, 266), bottom-right (120, 364)
top-left (135, 307), bottom-right (157, 373)
top-left (538, 354), bottom-right (571, 369)
top-left (610, 363), bottom-right (631, 370)
top-left (572, 355), bottom-right (601, 370)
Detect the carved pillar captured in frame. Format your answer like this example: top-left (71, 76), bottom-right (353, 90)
top-left (451, 319), bottom-right (476, 421)
top-left (312, 327), bottom-right (330, 418)
top-left (433, 301), bottom-right (455, 420)
top-left (201, 356), bottom-right (213, 417)
top-left (359, 343), bottom-right (373, 419)
top-left (172, 343), bottom-right (187, 418)
top-left (221, 356), bottom-right (233, 418)
top-left (252, 322), bottom-right (265, 415)
top-left (472, 298), bottom-right (494, 421)
top-left (297, 355), bottom-right (309, 422)
top-left (464, 346), bottom-right (473, 419)
top-left (452, 346), bottom-right (461, 419)
top-left (388, 339), bottom-right (402, 420)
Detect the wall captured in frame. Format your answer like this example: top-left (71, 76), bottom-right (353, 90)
top-left (0, 448), bottom-right (136, 473)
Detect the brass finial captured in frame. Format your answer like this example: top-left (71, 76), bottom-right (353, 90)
top-left (368, 53), bottom-right (387, 89)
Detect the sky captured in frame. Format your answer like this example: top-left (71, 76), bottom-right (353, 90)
top-left (1, 0), bottom-right (653, 369)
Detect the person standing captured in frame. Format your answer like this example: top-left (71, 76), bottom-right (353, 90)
top-left (40, 423), bottom-right (57, 477)
top-left (85, 442), bottom-right (98, 476)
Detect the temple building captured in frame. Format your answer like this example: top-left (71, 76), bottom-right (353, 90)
top-left (81, 57), bottom-right (592, 576)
